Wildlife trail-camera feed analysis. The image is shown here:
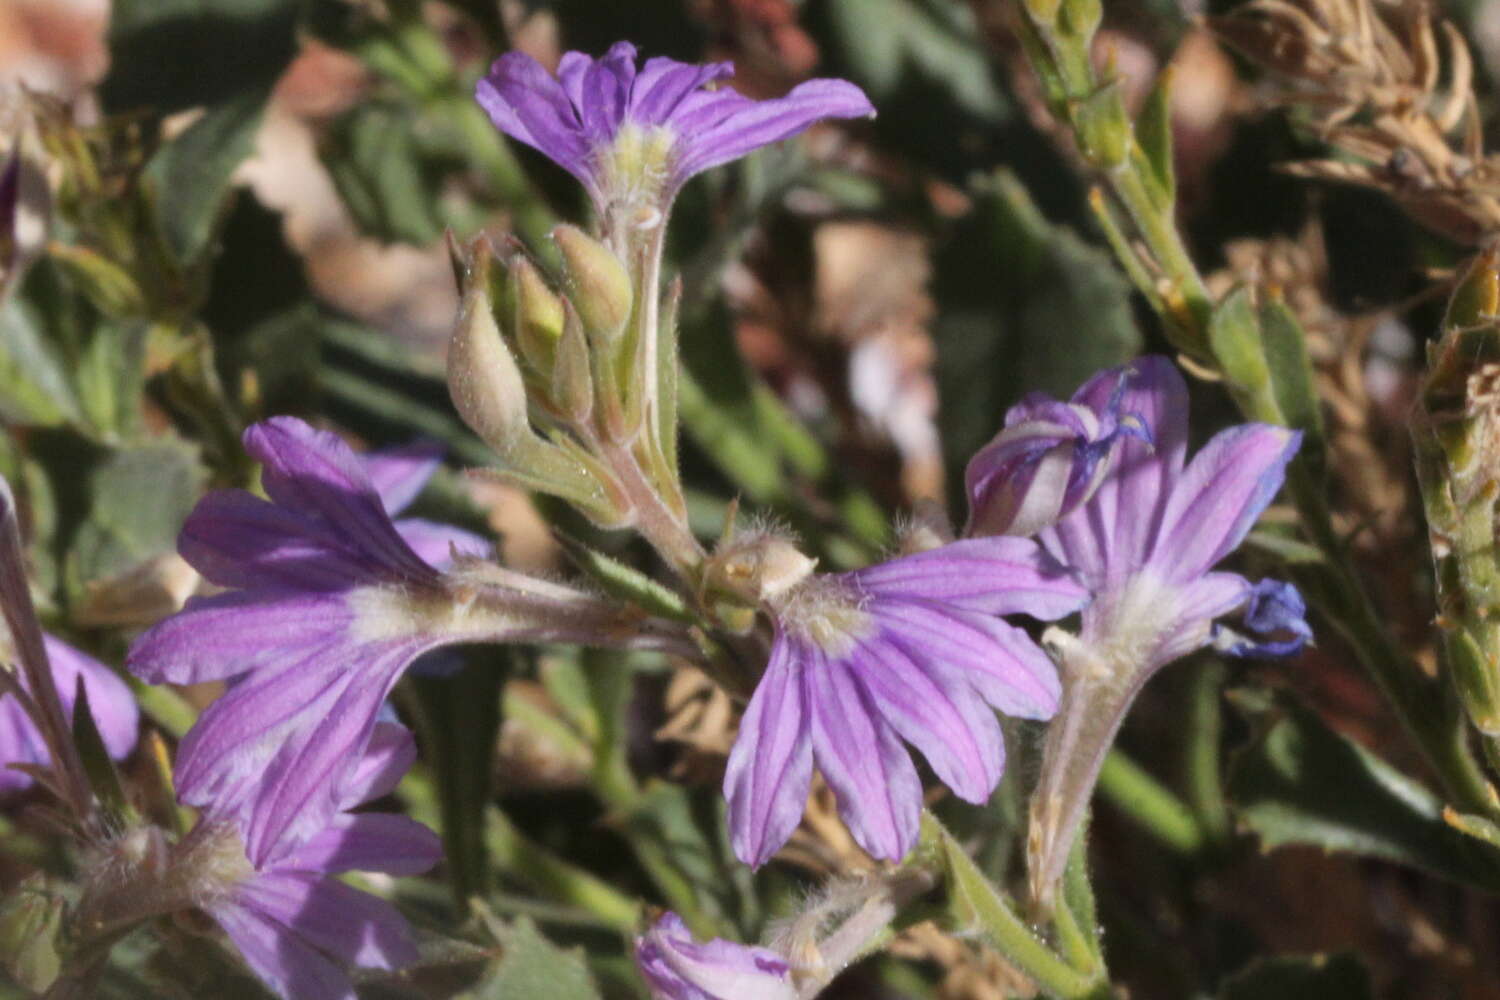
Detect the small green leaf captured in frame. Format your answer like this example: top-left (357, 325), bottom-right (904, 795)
top-left (553, 532), bottom-right (692, 623)
top-left (64, 439), bottom-right (205, 601)
top-left (322, 101), bottom-right (451, 247)
top-left (1136, 69), bottom-right (1176, 210)
top-left (0, 296), bottom-right (83, 428)
top-left (1219, 953), bottom-right (1372, 1000)
top-left (70, 678), bottom-right (132, 829)
top-left (473, 914), bottom-right (603, 1000)
top-left (1227, 691), bottom-right (1500, 892)
top-left (146, 89), bottom-right (269, 267)
top-left (1259, 299), bottom-right (1329, 484)
top-left (1207, 286), bottom-right (1274, 418)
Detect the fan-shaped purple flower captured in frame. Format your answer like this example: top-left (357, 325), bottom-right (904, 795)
top-left (724, 536), bottom-right (1088, 868)
top-left (476, 41), bottom-right (873, 220)
top-left (635, 911), bottom-right (795, 1000)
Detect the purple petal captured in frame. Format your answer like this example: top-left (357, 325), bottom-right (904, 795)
top-left (1047, 356), bottom-right (1189, 583)
top-left (179, 491), bottom-right (389, 591)
top-left (476, 50), bottom-right (592, 187)
top-left (127, 590), bottom-right (353, 685)
top-left (244, 418), bottom-right (437, 583)
top-left (278, 813), bottom-right (441, 876)
top-left (872, 601), bottom-right (1060, 719)
top-left (210, 897), bottom-right (355, 1000)
top-left (635, 912), bottom-right (795, 1000)
top-left (628, 57), bottom-right (735, 126)
top-left (337, 719), bottom-right (416, 806)
top-left (723, 638), bottom-right (813, 868)
top-left (671, 78), bottom-right (874, 182)
top-left (1141, 571), bottom-right (1251, 667)
top-left (0, 696), bottom-right (48, 794)
top-left (1215, 577), bottom-right (1311, 659)
top-left (394, 517), bottom-right (492, 569)
top-left (361, 440), bottom-right (444, 516)
top-left (852, 632), bottom-right (1003, 803)
top-left (806, 652), bottom-right (922, 862)
top-left (45, 634), bottom-right (138, 761)
top-left (237, 872), bottom-right (420, 972)
top-left (1150, 424), bottom-right (1300, 584)
top-left (578, 41), bottom-right (637, 144)
top-left (850, 536), bottom-right (1087, 619)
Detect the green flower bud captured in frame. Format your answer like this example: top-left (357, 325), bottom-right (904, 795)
top-left (1073, 81), bottom-right (1130, 171)
top-left (552, 300), bottom-right (594, 425)
top-left (509, 255), bottom-right (565, 374)
top-left (553, 224), bottom-right (633, 340)
top-left (0, 876), bottom-right (62, 993)
top-left (448, 243), bottom-right (531, 456)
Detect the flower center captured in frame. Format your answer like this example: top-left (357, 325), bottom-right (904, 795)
top-left (773, 576), bottom-right (874, 658)
top-left (595, 122), bottom-right (677, 228)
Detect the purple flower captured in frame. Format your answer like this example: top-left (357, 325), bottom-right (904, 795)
top-left (724, 537), bottom-right (1088, 867)
top-left (635, 912), bottom-right (795, 1000)
top-left (476, 41), bottom-right (873, 221)
top-left (0, 634), bottom-right (138, 794)
top-left (188, 718), bottom-right (440, 1000)
top-left (359, 439), bottom-right (489, 569)
top-left (1025, 356), bottom-right (1308, 906)
top-left (965, 371), bottom-right (1149, 537)
top-left (129, 417), bottom-right (693, 855)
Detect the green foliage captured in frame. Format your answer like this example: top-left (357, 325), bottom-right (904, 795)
top-left (1228, 691), bottom-right (1500, 892)
top-left (472, 916), bottom-right (602, 1000)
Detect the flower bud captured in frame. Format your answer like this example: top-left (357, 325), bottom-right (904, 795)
top-left (635, 912), bottom-right (796, 1000)
top-left (553, 224), bottom-right (633, 340)
top-left (1074, 80), bottom-right (1130, 170)
top-left (448, 247), bottom-right (531, 456)
top-left (552, 300), bottom-right (594, 424)
top-left (509, 255), bottom-right (565, 374)
top-left (0, 876), bottom-right (62, 993)
top-left (706, 531), bottom-right (817, 605)
top-left (965, 381), bottom-right (1146, 537)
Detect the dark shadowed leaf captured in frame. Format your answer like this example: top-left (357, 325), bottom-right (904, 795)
top-left (1227, 690), bottom-right (1500, 892)
top-left (1218, 953), bottom-right (1372, 1000)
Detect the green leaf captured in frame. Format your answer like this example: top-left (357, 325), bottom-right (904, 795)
top-left (472, 915), bottom-right (602, 1000)
top-left (1136, 69), bottom-right (1176, 210)
top-left (64, 439), bottom-right (205, 602)
top-left (322, 100), bottom-right (452, 247)
top-left (146, 88), bottom-right (269, 266)
top-left (1218, 953), bottom-right (1372, 1000)
top-left (934, 169), bottom-right (1141, 496)
top-left (408, 653), bottom-right (508, 904)
top-left (70, 679), bottom-right (133, 829)
top-left (1227, 691), bottom-right (1500, 892)
top-left (552, 532), bottom-right (693, 623)
top-left (102, 0), bottom-right (299, 114)
top-left (1259, 299), bottom-right (1329, 483)
top-left (0, 296), bottom-right (83, 428)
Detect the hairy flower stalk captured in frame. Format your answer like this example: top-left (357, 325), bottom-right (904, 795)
top-left (129, 418), bottom-right (697, 850)
top-left (1018, 358), bottom-right (1307, 909)
top-left (472, 43), bottom-right (873, 579)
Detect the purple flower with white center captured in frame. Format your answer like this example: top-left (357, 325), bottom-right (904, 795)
top-left (635, 912), bottom-right (796, 1000)
top-left (1024, 356), bottom-right (1308, 907)
top-left (724, 536), bottom-right (1089, 867)
top-left (186, 718), bottom-right (440, 1000)
top-left (965, 371), bottom-right (1149, 537)
top-left (128, 417), bottom-right (695, 856)
top-left (0, 634), bottom-right (138, 794)
top-left (476, 41), bottom-right (873, 227)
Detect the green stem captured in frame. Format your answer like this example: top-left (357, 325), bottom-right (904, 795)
top-left (1096, 751), bottom-right (1204, 855)
top-left (924, 814), bottom-right (1106, 998)
top-left (486, 809), bottom-right (641, 934)
top-left (1184, 660), bottom-right (1231, 844)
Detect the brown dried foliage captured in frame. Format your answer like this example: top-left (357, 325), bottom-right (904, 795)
top-left (1211, 0), bottom-right (1500, 244)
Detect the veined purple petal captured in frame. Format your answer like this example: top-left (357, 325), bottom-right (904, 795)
top-left (245, 418), bottom-right (438, 584)
top-left (671, 78), bottom-right (874, 181)
top-left (806, 651), bottom-right (922, 861)
top-left (128, 590), bottom-right (353, 685)
top-left (629, 58), bottom-right (734, 126)
top-left (237, 872), bottom-right (420, 972)
top-left (337, 718), bottom-right (416, 805)
top-left (179, 491), bottom-right (391, 591)
top-left (871, 601), bottom-right (1060, 719)
top-left (1142, 571), bottom-right (1251, 667)
top-left (852, 633), bottom-right (1003, 803)
top-left (1150, 424), bottom-right (1300, 584)
top-left (210, 898), bottom-right (355, 1000)
top-left (278, 813), bottom-right (441, 876)
top-left (579, 41), bottom-right (637, 143)
top-left (476, 50), bottom-right (593, 186)
top-left (723, 639), bottom-right (813, 868)
top-left (850, 536), bottom-right (1087, 619)
top-left (361, 440), bottom-right (444, 516)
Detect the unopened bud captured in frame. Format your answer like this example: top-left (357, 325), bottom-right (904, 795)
top-left (707, 533), bottom-right (817, 605)
top-left (553, 301), bottom-right (594, 424)
top-left (510, 255), bottom-right (565, 373)
top-left (1444, 247), bottom-right (1500, 333)
top-left (449, 249), bottom-right (531, 455)
top-left (1074, 82), bottom-right (1129, 170)
top-left (0, 876), bottom-right (62, 992)
top-left (553, 224), bottom-right (633, 339)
